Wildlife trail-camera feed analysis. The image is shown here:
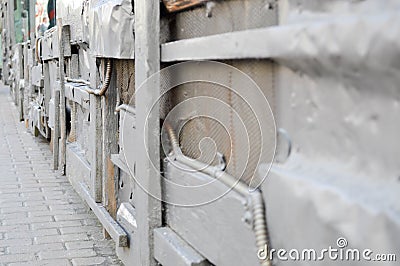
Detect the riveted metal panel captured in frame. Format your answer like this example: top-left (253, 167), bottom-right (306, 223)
top-left (169, 0), bottom-right (278, 41)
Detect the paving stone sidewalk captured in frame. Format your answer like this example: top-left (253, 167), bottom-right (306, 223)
top-left (0, 85), bottom-right (123, 265)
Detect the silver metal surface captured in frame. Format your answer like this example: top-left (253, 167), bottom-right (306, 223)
top-left (66, 78), bottom-right (91, 86)
top-left (66, 143), bottom-right (91, 186)
top-left (111, 154), bottom-right (130, 177)
top-left (88, 0), bottom-right (135, 59)
top-left (64, 82), bottom-right (91, 109)
top-left (3, 0), bottom-right (400, 265)
top-left (67, 143), bottom-right (129, 247)
top-left (164, 161), bottom-right (260, 266)
top-left (130, 1), bottom-right (162, 266)
top-left (56, 0), bottom-right (86, 43)
top-left (162, 9), bottom-right (400, 80)
top-left (165, 123), bottom-right (271, 266)
top-left (261, 1), bottom-right (400, 265)
top-left (154, 227), bottom-right (209, 266)
top-left (78, 182), bottom-right (129, 247)
top-left (261, 160), bottom-right (400, 266)
top-left (31, 65), bottom-right (43, 87)
top-left (169, 0), bottom-right (277, 41)
top-left (117, 202), bottom-right (137, 235)
top-left (115, 104), bottom-right (136, 115)
top-left (41, 29), bottom-right (59, 61)
top-left (48, 99), bottom-right (55, 130)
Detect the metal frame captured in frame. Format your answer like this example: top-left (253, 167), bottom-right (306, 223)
top-left (4, 1), bottom-right (399, 266)
top-left (132, 1), bottom-right (162, 265)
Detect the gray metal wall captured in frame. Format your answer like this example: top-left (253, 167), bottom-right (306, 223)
top-left (2, 0), bottom-right (399, 265)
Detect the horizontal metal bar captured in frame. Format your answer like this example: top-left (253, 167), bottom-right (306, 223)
top-left (161, 12), bottom-right (400, 64)
top-left (66, 144), bottom-right (91, 185)
top-left (63, 82), bottom-right (90, 109)
top-left (80, 182), bottom-right (128, 247)
top-left (110, 154), bottom-right (131, 175)
top-left (78, 183), bottom-right (129, 247)
top-left (115, 104), bottom-right (136, 115)
top-left (154, 227), bottom-right (209, 266)
top-left (161, 28), bottom-right (272, 62)
top-left (66, 77), bottom-right (91, 86)
top-left (68, 175), bottom-right (129, 247)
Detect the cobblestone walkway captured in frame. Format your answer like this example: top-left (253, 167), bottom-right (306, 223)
top-left (0, 85), bottom-right (122, 265)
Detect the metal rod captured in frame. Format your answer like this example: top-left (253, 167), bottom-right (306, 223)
top-left (85, 59), bottom-right (113, 96)
top-left (53, 90), bottom-right (60, 170)
top-left (66, 77), bottom-right (91, 86)
top-left (57, 19), bottom-right (67, 173)
top-left (35, 37), bottom-right (42, 62)
top-left (115, 104), bottom-right (136, 115)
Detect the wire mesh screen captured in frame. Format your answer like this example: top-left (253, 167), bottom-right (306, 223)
top-left (115, 59), bottom-right (135, 106)
top-left (169, 0), bottom-right (278, 41)
top-left (160, 60), bottom-right (276, 187)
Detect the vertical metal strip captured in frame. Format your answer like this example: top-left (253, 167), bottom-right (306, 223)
top-left (68, 100), bottom-right (77, 143)
top-left (134, 0), bottom-right (162, 264)
top-left (53, 90), bottom-right (60, 170)
top-left (57, 19), bottom-right (67, 173)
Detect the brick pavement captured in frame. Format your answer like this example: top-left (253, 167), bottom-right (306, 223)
top-left (0, 85), bottom-right (123, 265)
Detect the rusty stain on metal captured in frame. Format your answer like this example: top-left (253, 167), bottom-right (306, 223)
top-left (107, 157), bottom-right (117, 220)
top-left (162, 0), bottom-right (205, 13)
top-left (49, 132), bottom-right (54, 153)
